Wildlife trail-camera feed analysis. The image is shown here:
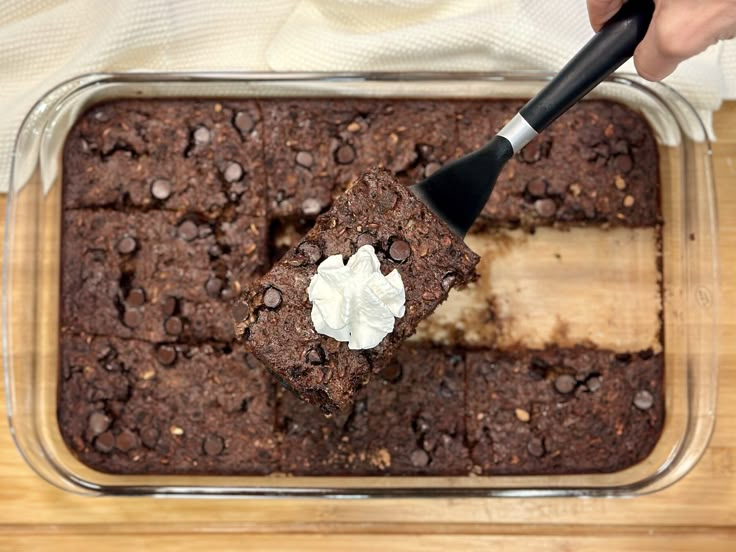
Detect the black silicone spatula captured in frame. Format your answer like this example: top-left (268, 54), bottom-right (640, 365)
top-left (410, 0), bottom-right (655, 237)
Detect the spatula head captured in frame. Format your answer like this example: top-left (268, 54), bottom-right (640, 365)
top-left (409, 135), bottom-right (514, 238)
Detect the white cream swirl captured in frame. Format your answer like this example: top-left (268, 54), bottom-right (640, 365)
top-left (307, 245), bottom-right (406, 350)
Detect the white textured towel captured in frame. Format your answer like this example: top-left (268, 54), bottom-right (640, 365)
top-left (1, 0), bottom-right (734, 192)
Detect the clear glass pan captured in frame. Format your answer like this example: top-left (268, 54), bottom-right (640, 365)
top-left (2, 72), bottom-right (719, 497)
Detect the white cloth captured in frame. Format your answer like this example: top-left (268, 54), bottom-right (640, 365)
top-left (1, 0), bottom-right (734, 192)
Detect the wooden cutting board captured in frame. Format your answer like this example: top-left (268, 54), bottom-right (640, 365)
top-left (0, 103), bottom-right (735, 551)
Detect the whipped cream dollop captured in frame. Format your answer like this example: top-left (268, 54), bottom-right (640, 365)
top-left (307, 245), bottom-right (406, 350)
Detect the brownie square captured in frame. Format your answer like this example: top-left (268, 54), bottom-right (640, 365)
top-left (465, 347), bottom-right (664, 474)
top-left (458, 101), bottom-right (660, 229)
top-left (276, 344), bottom-right (471, 475)
top-left (58, 333), bottom-right (279, 475)
top-left (61, 209), bottom-right (268, 343)
top-left (260, 99), bottom-right (460, 219)
top-left (63, 100), bottom-right (267, 218)
top-left (234, 168), bottom-right (479, 414)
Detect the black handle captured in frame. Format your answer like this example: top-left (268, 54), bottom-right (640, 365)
top-left (519, 0), bottom-right (654, 133)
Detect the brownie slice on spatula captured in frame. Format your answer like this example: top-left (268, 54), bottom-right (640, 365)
top-left (232, 168), bottom-right (479, 414)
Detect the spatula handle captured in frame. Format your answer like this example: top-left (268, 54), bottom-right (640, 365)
top-left (520, 0), bottom-right (654, 135)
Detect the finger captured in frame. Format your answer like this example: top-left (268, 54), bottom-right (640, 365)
top-left (633, 31), bottom-right (682, 81)
top-left (633, 3), bottom-right (720, 81)
top-left (586, 0), bottom-right (624, 31)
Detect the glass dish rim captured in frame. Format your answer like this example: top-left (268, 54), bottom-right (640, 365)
top-left (2, 70), bottom-right (719, 498)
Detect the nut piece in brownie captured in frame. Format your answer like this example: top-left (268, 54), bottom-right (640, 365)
top-left (277, 345), bottom-right (470, 475)
top-left (63, 100), bottom-right (267, 218)
top-left (61, 209), bottom-right (267, 343)
top-left (58, 333), bottom-right (278, 475)
top-left (456, 100), bottom-right (659, 229)
top-left (233, 168), bottom-right (479, 414)
top-left (465, 347), bottom-right (664, 475)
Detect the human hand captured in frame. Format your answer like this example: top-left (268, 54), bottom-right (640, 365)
top-left (587, 0), bottom-right (736, 80)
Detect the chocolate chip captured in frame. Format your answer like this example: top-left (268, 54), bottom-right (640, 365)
top-left (534, 198), bottom-right (557, 218)
top-left (413, 415), bottom-right (430, 435)
top-left (410, 448), bottom-right (430, 467)
top-left (554, 374), bottom-right (576, 394)
top-left (527, 437), bottom-right (545, 457)
top-left (615, 352), bottom-right (632, 363)
top-left (127, 287), bottom-right (146, 307)
top-left (613, 154), bottom-right (633, 173)
top-left (633, 390), bottom-right (654, 410)
top-left (203, 433), bottom-right (225, 456)
top-left (232, 302), bottom-right (250, 322)
top-left (297, 242), bottom-right (322, 263)
top-left (224, 162), bottom-right (243, 183)
top-left (612, 139), bottom-right (630, 155)
top-left (115, 430), bottom-right (138, 452)
top-left (389, 239), bottom-right (411, 262)
top-left (424, 162), bottom-right (442, 177)
top-left (193, 126), bottom-right (210, 145)
top-left (586, 376), bottom-right (602, 392)
top-left (104, 360), bottom-right (123, 372)
top-left (379, 359), bottom-right (402, 383)
top-left (163, 296), bottom-right (178, 317)
top-left (305, 346), bottom-right (325, 365)
top-left (234, 111), bottom-right (255, 134)
top-left (441, 272), bottom-right (458, 292)
top-left (117, 236), bottom-right (137, 255)
top-left (593, 143), bottom-right (610, 159)
top-left (164, 316), bottom-right (183, 336)
top-left (295, 150), bottom-right (314, 168)
top-left (141, 427), bottom-right (159, 449)
top-left (123, 309), bottom-right (143, 328)
top-left (335, 144), bottom-right (356, 164)
top-left (177, 220), bottom-right (198, 241)
top-left (355, 233), bottom-right (375, 249)
top-left (263, 287), bottom-right (282, 309)
top-left (220, 287), bottom-right (235, 301)
top-left (156, 345), bottom-right (177, 366)
top-left (88, 412), bottom-right (111, 436)
top-left (301, 198), bottom-right (322, 216)
top-left (205, 277), bottom-right (224, 298)
top-left (208, 244), bottom-right (223, 258)
top-left (525, 177), bottom-right (547, 198)
top-left (150, 178), bottom-right (172, 200)
top-left (94, 431), bottom-right (115, 453)
top-left (638, 348), bottom-right (654, 360)
top-left (520, 138), bottom-right (551, 163)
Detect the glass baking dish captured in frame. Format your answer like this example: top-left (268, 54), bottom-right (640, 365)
top-left (2, 72), bottom-right (718, 497)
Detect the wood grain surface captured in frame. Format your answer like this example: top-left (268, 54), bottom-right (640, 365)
top-left (0, 102), bottom-right (734, 551)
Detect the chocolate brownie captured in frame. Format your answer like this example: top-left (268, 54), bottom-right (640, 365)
top-left (233, 168), bottom-right (479, 414)
top-left (261, 99), bottom-right (459, 219)
top-left (61, 209), bottom-right (267, 343)
top-left (63, 100), bottom-right (267, 218)
top-left (465, 347), bottom-right (664, 474)
top-left (59, 96), bottom-right (663, 477)
top-left (276, 345), bottom-right (470, 475)
top-left (59, 333), bottom-right (278, 474)
top-left (457, 100), bottom-right (660, 229)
